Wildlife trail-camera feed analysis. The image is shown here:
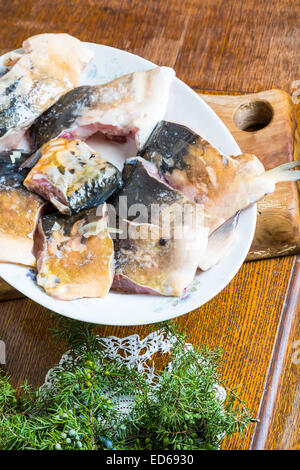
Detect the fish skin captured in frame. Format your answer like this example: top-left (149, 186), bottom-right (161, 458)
top-left (112, 157), bottom-right (184, 224)
top-left (24, 138), bottom-right (122, 215)
top-left (111, 158), bottom-right (208, 296)
top-left (34, 206), bottom-right (114, 300)
top-left (139, 120), bottom-right (198, 174)
top-left (29, 67), bottom-right (175, 152)
top-left (0, 34), bottom-right (93, 151)
top-left (139, 121), bottom-right (265, 233)
top-left (29, 86), bottom-right (96, 153)
top-left (0, 150), bottom-right (31, 187)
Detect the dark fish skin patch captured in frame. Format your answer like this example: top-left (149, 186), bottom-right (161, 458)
top-left (41, 209), bottom-right (94, 239)
top-left (0, 151), bottom-right (31, 188)
top-left (29, 85), bottom-right (97, 151)
top-left (139, 121), bottom-right (198, 174)
top-left (67, 171), bottom-right (122, 214)
top-left (5, 79), bottom-right (20, 96)
top-left (111, 158), bottom-right (181, 223)
top-left (0, 85), bottom-right (36, 138)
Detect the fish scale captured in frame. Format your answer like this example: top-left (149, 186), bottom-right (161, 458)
top-left (24, 138), bottom-right (122, 215)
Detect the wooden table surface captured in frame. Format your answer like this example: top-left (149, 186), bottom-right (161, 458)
top-left (0, 0), bottom-right (299, 450)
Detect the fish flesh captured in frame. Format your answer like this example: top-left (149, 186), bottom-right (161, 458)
top-left (0, 187), bottom-right (45, 266)
top-left (29, 67), bottom-right (175, 152)
top-left (23, 138), bottom-right (122, 215)
top-left (139, 121), bottom-right (264, 232)
top-left (139, 121), bottom-right (300, 233)
top-left (34, 205), bottom-right (114, 300)
top-left (0, 34), bottom-right (93, 151)
top-left (0, 151), bottom-right (46, 265)
top-left (112, 215), bottom-right (207, 297)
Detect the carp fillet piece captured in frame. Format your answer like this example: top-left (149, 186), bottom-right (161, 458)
top-left (24, 138), bottom-right (122, 215)
top-left (34, 206), bottom-right (114, 300)
top-left (29, 67), bottom-right (175, 152)
top-left (0, 34), bottom-right (93, 151)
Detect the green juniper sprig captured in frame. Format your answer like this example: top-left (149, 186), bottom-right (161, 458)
top-left (0, 316), bottom-right (253, 450)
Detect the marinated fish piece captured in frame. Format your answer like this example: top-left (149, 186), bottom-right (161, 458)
top-left (0, 157), bottom-right (45, 266)
top-left (29, 67), bottom-right (175, 152)
top-left (24, 138), bottom-right (122, 215)
top-left (112, 158), bottom-right (244, 275)
top-left (0, 33), bottom-right (93, 151)
top-left (113, 215), bottom-right (207, 297)
top-left (34, 206), bottom-right (114, 300)
top-left (140, 121), bottom-right (300, 232)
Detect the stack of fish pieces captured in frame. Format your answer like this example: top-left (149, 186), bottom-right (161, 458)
top-left (0, 33), bottom-right (300, 302)
top-left (0, 33), bottom-right (94, 270)
top-left (0, 33), bottom-right (176, 300)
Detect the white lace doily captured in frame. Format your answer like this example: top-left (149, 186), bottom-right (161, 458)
top-left (40, 329), bottom-right (226, 415)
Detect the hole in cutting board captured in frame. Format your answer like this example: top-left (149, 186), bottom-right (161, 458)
top-left (233, 100), bottom-right (274, 132)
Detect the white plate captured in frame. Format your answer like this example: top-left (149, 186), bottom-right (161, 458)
top-left (0, 43), bottom-right (256, 325)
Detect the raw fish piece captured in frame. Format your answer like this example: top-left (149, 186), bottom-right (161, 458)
top-left (29, 67), bottom-right (175, 151)
top-left (0, 34), bottom-right (93, 151)
top-left (24, 138), bottom-right (122, 215)
top-left (34, 206), bottom-right (114, 300)
top-left (112, 157), bottom-right (243, 275)
top-left (113, 157), bottom-right (242, 273)
top-left (113, 212), bottom-right (208, 297)
top-left (140, 121), bottom-right (300, 233)
top-left (0, 156), bottom-right (45, 266)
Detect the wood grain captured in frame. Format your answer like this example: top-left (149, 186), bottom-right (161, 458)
top-left (251, 258), bottom-right (300, 450)
top-left (174, 0), bottom-right (300, 93)
top-left (0, 0), bottom-right (191, 67)
top-left (0, 279), bottom-right (23, 300)
top-left (0, 0), bottom-right (299, 450)
top-left (200, 90), bottom-right (300, 260)
top-left (266, 311), bottom-right (300, 450)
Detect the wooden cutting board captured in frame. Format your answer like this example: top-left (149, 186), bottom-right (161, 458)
top-left (200, 89), bottom-right (300, 261)
top-left (0, 89), bottom-right (299, 299)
